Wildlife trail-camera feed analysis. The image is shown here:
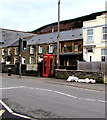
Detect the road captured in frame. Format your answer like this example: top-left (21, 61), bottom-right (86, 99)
top-left (0, 102), bottom-right (31, 120)
top-left (0, 74), bottom-right (106, 119)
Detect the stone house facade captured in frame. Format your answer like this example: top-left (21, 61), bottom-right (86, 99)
top-left (1, 28), bottom-right (83, 74)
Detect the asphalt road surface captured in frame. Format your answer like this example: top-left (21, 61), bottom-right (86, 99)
top-left (0, 102), bottom-right (31, 120)
top-left (0, 74), bottom-right (106, 119)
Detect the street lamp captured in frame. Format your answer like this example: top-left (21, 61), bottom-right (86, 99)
top-left (57, 0), bottom-right (60, 69)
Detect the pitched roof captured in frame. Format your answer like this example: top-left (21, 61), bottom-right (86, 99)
top-left (9, 35), bottom-right (35, 47)
top-left (0, 28), bottom-right (35, 48)
top-left (28, 28), bottom-right (82, 45)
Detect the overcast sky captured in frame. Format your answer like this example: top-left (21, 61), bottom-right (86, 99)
top-left (0, 0), bottom-right (106, 32)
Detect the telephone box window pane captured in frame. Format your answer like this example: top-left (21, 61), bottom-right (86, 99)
top-left (44, 60), bottom-right (46, 74)
top-left (50, 59), bottom-right (53, 73)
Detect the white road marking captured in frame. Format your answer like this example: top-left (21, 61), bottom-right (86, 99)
top-left (0, 100), bottom-right (13, 113)
top-left (25, 86), bottom-right (107, 103)
top-left (0, 86), bottom-right (25, 90)
top-left (0, 86), bottom-right (107, 103)
top-left (12, 112), bottom-right (31, 119)
top-left (0, 100), bottom-right (31, 119)
top-left (0, 109), bottom-right (5, 116)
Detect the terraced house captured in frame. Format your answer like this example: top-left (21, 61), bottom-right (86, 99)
top-left (27, 29), bottom-right (83, 72)
top-left (0, 28), bottom-right (36, 73)
top-left (0, 11), bottom-right (107, 78)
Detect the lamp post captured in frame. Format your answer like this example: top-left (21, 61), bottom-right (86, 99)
top-left (57, 0), bottom-right (60, 69)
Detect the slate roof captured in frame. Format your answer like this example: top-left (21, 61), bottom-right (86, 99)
top-left (0, 28), bottom-right (35, 48)
top-left (28, 28), bottom-right (82, 45)
top-left (9, 35), bottom-right (34, 47)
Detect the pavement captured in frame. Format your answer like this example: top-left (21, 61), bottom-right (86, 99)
top-left (1, 73), bottom-right (106, 92)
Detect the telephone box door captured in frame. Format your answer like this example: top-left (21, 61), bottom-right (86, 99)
top-left (42, 58), bottom-right (48, 77)
top-left (42, 54), bottom-right (54, 77)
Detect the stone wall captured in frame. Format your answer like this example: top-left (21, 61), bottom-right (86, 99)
top-left (55, 69), bottom-right (104, 83)
top-left (2, 64), bottom-right (19, 74)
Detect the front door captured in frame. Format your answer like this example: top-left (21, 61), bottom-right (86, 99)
top-left (87, 52), bottom-right (93, 62)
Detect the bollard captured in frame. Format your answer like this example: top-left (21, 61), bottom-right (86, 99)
top-left (8, 67), bottom-right (11, 76)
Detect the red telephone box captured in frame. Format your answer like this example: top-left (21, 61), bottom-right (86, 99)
top-left (42, 54), bottom-right (54, 77)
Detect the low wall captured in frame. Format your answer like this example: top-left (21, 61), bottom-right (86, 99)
top-left (1, 64), bottom-right (39, 76)
top-left (55, 69), bottom-right (104, 83)
top-left (2, 64), bottom-right (19, 74)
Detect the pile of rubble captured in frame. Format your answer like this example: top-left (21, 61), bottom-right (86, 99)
top-left (67, 75), bottom-right (96, 84)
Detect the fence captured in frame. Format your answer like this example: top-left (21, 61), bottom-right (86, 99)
top-left (77, 61), bottom-right (107, 73)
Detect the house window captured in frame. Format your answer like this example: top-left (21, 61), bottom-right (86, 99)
top-left (61, 43), bottom-right (72, 52)
top-left (101, 48), bottom-right (107, 62)
top-left (2, 49), bottom-right (5, 55)
top-left (74, 45), bottom-right (78, 51)
top-left (1, 57), bottom-right (5, 63)
top-left (74, 41), bottom-right (79, 52)
top-left (30, 57), bottom-right (34, 64)
top-left (38, 56), bottom-right (43, 62)
top-left (22, 57), bottom-right (26, 64)
top-left (101, 49), bottom-right (107, 55)
top-left (87, 29), bottom-right (93, 41)
top-left (102, 27), bottom-right (107, 40)
top-left (49, 45), bottom-right (53, 53)
top-left (14, 57), bottom-right (18, 64)
top-left (15, 47), bottom-right (19, 55)
top-left (8, 48), bottom-right (11, 55)
top-left (39, 46), bottom-right (42, 54)
top-left (30, 46), bottom-right (34, 54)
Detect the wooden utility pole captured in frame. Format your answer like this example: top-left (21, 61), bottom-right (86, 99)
top-left (19, 38), bottom-right (22, 78)
top-left (57, 0), bottom-right (60, 69)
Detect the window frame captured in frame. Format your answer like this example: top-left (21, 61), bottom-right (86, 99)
top-left (8, 48), bottom-right (11, 56)
top-left (22, 57), bottom-right (26, 64)
top-left (2, 49), bottom-right (5, 55)
top-left (15, 47), bottom-right (19, 55)
top-left (101, 48), bottom-right (107, 62)
top-left (30, 56), bottom-right (34, 64)
top-left (102, 26), bottom-right (107, 41)
top-left (14, 57), bottom-right (18, 64)
top-left (39, 46), bottom-right (43, 54)
top-left (30, 46), bottom-right (34, 54)
top-left (86, 28), bottom-right (94, 42)
top-left (49, 44), bottom-right (53, 53)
